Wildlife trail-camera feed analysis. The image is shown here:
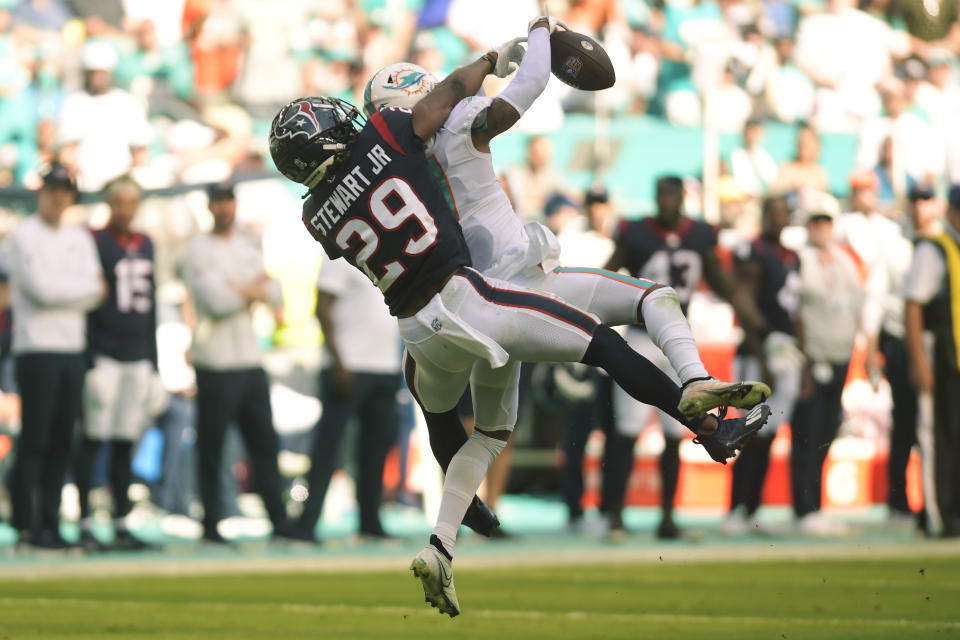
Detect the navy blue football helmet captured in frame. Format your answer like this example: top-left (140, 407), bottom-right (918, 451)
top-left (268, 97), bottom-right (364, 189)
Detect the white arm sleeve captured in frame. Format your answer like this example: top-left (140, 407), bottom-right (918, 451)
top-left (497, 26), bottom-right (551, 117)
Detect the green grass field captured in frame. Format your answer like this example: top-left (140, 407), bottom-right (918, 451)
top-left (1, 552), bottom-right (957, 639)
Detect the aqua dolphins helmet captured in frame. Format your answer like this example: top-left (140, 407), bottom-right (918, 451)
top-left (362, 63), bottom-right (438, 116)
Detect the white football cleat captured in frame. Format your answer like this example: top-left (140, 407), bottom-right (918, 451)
top-left (410, 541), bottom-right (461, 617)
top-left (678, 377), bottom-right (771, 420)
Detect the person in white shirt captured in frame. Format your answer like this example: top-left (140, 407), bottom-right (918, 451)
top-left (731, 119), bottom-right (779, 199)
top-left (287, 256), bottom-right (402, 542)
top-left (791, 202), bottom-right (865, 535)
top-left (836, 171), bottom-right (920, 522)
top-left (58, 41), bottom-right (153, 193)
top-left (8, 164), bottom-right (104, 549)
top-left (181, 179), bottom-right (295, 544)
top-left (794, 0), bottom-right (907, 132)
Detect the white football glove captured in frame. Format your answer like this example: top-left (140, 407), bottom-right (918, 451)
top-left (489, 36), bottom-right (527, 78)
top-left (527, 14), bottom-right (569, 33)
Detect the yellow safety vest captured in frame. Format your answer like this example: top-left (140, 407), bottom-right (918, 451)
top-left (933, 231), bottom-right (960, 369)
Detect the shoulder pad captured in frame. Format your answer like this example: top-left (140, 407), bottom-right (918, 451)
top-left (444, 95), bottom-right (496, 134)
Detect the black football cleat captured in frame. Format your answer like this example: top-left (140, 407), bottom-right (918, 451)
top-left (695, 404), bottom-right (772, 464)
top-left (461, 495), bottom-right (500, 537)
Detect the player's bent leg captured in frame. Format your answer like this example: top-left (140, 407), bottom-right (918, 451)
top-left (580, 325), bottom-right (693, 428)
top-left (542, 269), bottom-right (769, 416)
top-left (401, 351), bottom-right (499, 537)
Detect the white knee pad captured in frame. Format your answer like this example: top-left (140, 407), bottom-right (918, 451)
top-left (469, 428), bottom-right (509, 462)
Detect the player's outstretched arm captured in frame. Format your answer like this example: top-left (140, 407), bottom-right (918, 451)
top-left (412, 57), bottom-right (496, 141)
top-left (472, 18), bottom-right (552, 152)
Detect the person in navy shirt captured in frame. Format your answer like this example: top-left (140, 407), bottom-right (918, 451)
top-left (77, 175), bottom-right (160, 551)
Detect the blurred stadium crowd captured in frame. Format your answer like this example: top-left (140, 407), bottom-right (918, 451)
top-left (0, 0), bottom-right (959, 551)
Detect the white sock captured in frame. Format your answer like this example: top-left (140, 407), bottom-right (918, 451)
top-left (431, 430), bottom-right (507, 556)
top-left (642, 286), bottom-right (709, 384)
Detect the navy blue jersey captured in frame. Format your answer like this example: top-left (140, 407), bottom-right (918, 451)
top-left (734, 237), bottom-right (800, 343)
top-left (302, 107), bottom-right (471, 316)
top-left (612, 216), bottom-right (719, 314)
top-left (87, 229), bottom-right (157, 364)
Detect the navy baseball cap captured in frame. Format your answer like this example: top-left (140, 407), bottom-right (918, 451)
top-left (40, 163), bottom-right (77, 192)
top-left (908, 182), bottom-right (936, 202)
top-left (544, 192), bottom-right (577, 217)
top-left (584, 183), bottom-right (609, 206)
top-left (207, 179), bottom-right (236, 200)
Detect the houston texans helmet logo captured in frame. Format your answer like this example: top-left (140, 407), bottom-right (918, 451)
top-left (275, 100), bottom-right (322, 140)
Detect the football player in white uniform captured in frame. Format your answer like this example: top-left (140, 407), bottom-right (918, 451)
top-left (366, 17), bottom-right (771, 523)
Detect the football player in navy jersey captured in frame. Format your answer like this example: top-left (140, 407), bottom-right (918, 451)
top-left (78, 175), bottom-right (159, 551)
top-left (720, 196), bottom-right (804, 536)
top-left (269, 30), bottom-right (771, 616)
top-left (603, 176), bottom-right (768, 539)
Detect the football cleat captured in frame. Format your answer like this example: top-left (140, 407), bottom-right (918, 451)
top-left (462, 495), bottom-right (500, 537)
top-left (410, 538), bottom-right (461, 617)
top-left (695, 404), bottom-right (772, 464)
top-left (678, 378), bottom-right (771, 421)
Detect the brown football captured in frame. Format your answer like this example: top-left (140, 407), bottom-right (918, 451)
top-left (549, 29), bottom-right (616, 91)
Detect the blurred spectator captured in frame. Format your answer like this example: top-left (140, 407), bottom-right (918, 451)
top-left (180, 179), bottom-right (292, 543)
top-left (914, 49), bottom-right (960, 128)
top-left (774, 123), bottom-right (830, 200)
top-left (654, 0), bottom-right (726, 127)
top-left (856, 76), bottom-right (941, 191)
top-left (705, 64), bottom-right (753, 133)
top-left (121, 0), bottom-right (189, 48)
top-left (7, 164), bottom-right (104, 549)
top-left (76, 175), bottom-right (159, 552)
top-left (872, 182), bottom-right (939, 522)
top-left (288, 256), bottom-right (400, 543)
top-left (871, 135), bottom-right (915, 212)
top-left (894, 0), bottom-right (960, 57)
top-left (904, 184), bottom-right (960, 537)
top-left (762, 38), bottom-right (815, 124)
top-left (550, 184), bottom-right (617, 534)
top-left (446, 0), bottom-right (538, 51)
top-left (620, 25), bottom-right (660, 114)
top-left (730, 118), bottom-right (778, 198)
top-left (13, 0), bottom-right (71, 33)
top-left (230, 2), bottom-right (307, 112)
top-left (794, 0), bottom-right (906, 131)
top-left (184, 0), bottom-right (248, 102)
top-left (505, 136), bottom-right (564, 223)
top-left (604, 176), bottom-right (764, 539)
top-left (113, 18), bottom-right (197, 120)
top-left (721, 195), bottom-right (802, 536)
top-left (837, 172), bottom-right (918, 522)
top-left (792, 199), bottom-right (864, 535)
top-left (58, 41), bottom-right (152, 193)
top-left (66, 0), bottom-right (125, 36)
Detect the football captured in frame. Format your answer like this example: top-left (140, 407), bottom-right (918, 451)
top-left (549, 29), bottom-right (616, 91)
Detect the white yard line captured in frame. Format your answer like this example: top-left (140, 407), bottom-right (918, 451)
top-left (0, 538), bottom-right (958, 580)
top-left (0, 596), bottom-right (956, 631)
